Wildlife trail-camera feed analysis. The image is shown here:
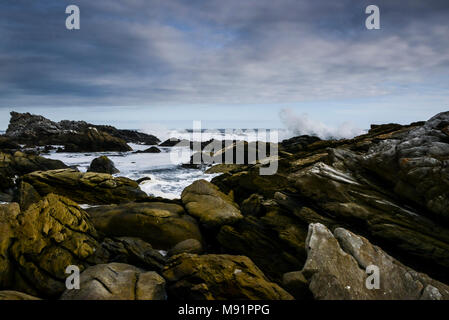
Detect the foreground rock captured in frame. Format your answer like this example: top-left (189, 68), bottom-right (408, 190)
top-left (163, 254), bottom-right (294, 300)
top-left (0, 291), bottom-right (41, 300)
top-left (0, 151), bottom-right (68, 195)
top-left (60, 263), bottom-right (166, 300)
top-left (87, 202), bottom-right (203, 249)
top-left (5, 112), bottom-right (137, 152)
top-left (22, 169), bottom-right (147, 205)
top-left (359, 111), bottom-right (449, 221)
top-left (181, 180), bottom-right (242, 228)
top-left (289, 160), bottom-right (449, 279)
top-left (88, 156), bottom-right (119, 174)
top-left (0, 195), bottom-right (99, 297)
top-left (301, 223), bottom-right (449, 300)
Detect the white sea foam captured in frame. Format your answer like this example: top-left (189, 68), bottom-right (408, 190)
top-left (45, 142), bottom-right (218, 199)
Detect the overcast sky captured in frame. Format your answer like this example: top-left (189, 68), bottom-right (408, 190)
top-left (0, 0), bottom-right (448, 131)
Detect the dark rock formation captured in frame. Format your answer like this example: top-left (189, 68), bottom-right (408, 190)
top-left (88, 156), bottom-right (119, 174)
top-left (5, 112), bottom-right (159, 152)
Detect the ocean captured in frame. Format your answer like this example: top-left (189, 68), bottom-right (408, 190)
top-left (3, 128), bottom-right (286, 199)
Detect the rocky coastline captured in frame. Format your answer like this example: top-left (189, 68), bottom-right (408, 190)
top-left (1, 111), bottom-right (449, 300)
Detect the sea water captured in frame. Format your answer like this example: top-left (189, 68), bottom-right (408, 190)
top-left (45, 143), bottom-right (219, 200)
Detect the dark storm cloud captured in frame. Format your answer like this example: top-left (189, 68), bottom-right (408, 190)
top-left (0, 0), bottom-right (448, 107)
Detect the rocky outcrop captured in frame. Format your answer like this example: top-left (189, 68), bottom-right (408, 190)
top-left (300, 223), bottom-right (449, 300)
top-left (0, 151), bottom-right (68, 195)
top-left (359, 111), bottom-right (449, 221)
top-left (60, 263), bottom-right (166, 300)
top-left (88, 156), bottom-right (119, 174)
top-left (181, 180), bottom-right (242, 228)
top-left (288, 159), bottom-right (449, 280)
top-left (163, 254), bottom-right (294, 300)
top-left (5, 112), bottom-right (138, 152)
top-left (280, 135), bottom-right (321, 153)
top-left (22, 169), bottom-right (147, 205)
top-left (0, 195), bottom-right (99, 297)
top-left (86, 202), bottom-right (203, 249)
top-left (91, 237), bottom-right (166, 272)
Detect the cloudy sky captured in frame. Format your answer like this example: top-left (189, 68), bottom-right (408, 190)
top-left (0, 0), bottom-right (448, 132)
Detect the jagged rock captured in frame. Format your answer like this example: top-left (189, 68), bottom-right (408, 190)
top-left (22, 169), bottom-right (147, 205)
top-left (0, 291), bottom-right (41, 300)
top-left (134, 147), bottom-right (161, 153)
top-left (61, 128), bottom-right (132, 152)
top-left (181, 179), bottom-right (242, 228)
top-left (301, 223), bottom-right (449, 300)
top-left (5, 112), bottom-right (134, 152)
top-left (86, 202), bottom-right (202, 249)
top-left (289, 161), bottom-right (449, 282)
top-left (60, 263), bottom-right (166, 300)
top-left (0, 195), bottom-right (99, 297)
top-left (360, 111), bottom-right (449, 221)
top-left (168, 239), bottom-right (203, 257)
top-left (280, 135), bottom-right (321, 153)
top-left (163, 253), bottom-right (294, 300)
top-left (90, 237), bottom-right (166, 271)
top-left (88, 156), bottom-right (119, 174)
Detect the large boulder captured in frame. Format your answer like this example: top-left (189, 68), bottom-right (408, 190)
top-left (163, 253), bottom-right (294, 300)
top-left (301, 223), bottom-right (449, 300)
top-left (88, 156), bottom-right (119, 174)
top-left (360, 111), bottom-right (449, 221)
top-left (0, 195), bottom-right (99, 297)
top-left (22, 169), bottom-right (147, 205)
top-left (60, 263), bottom-right (166, 300)
top-left (86, 202), bottom-right (203, 249)
top-left (181, 180), bottom-right (242, 228)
